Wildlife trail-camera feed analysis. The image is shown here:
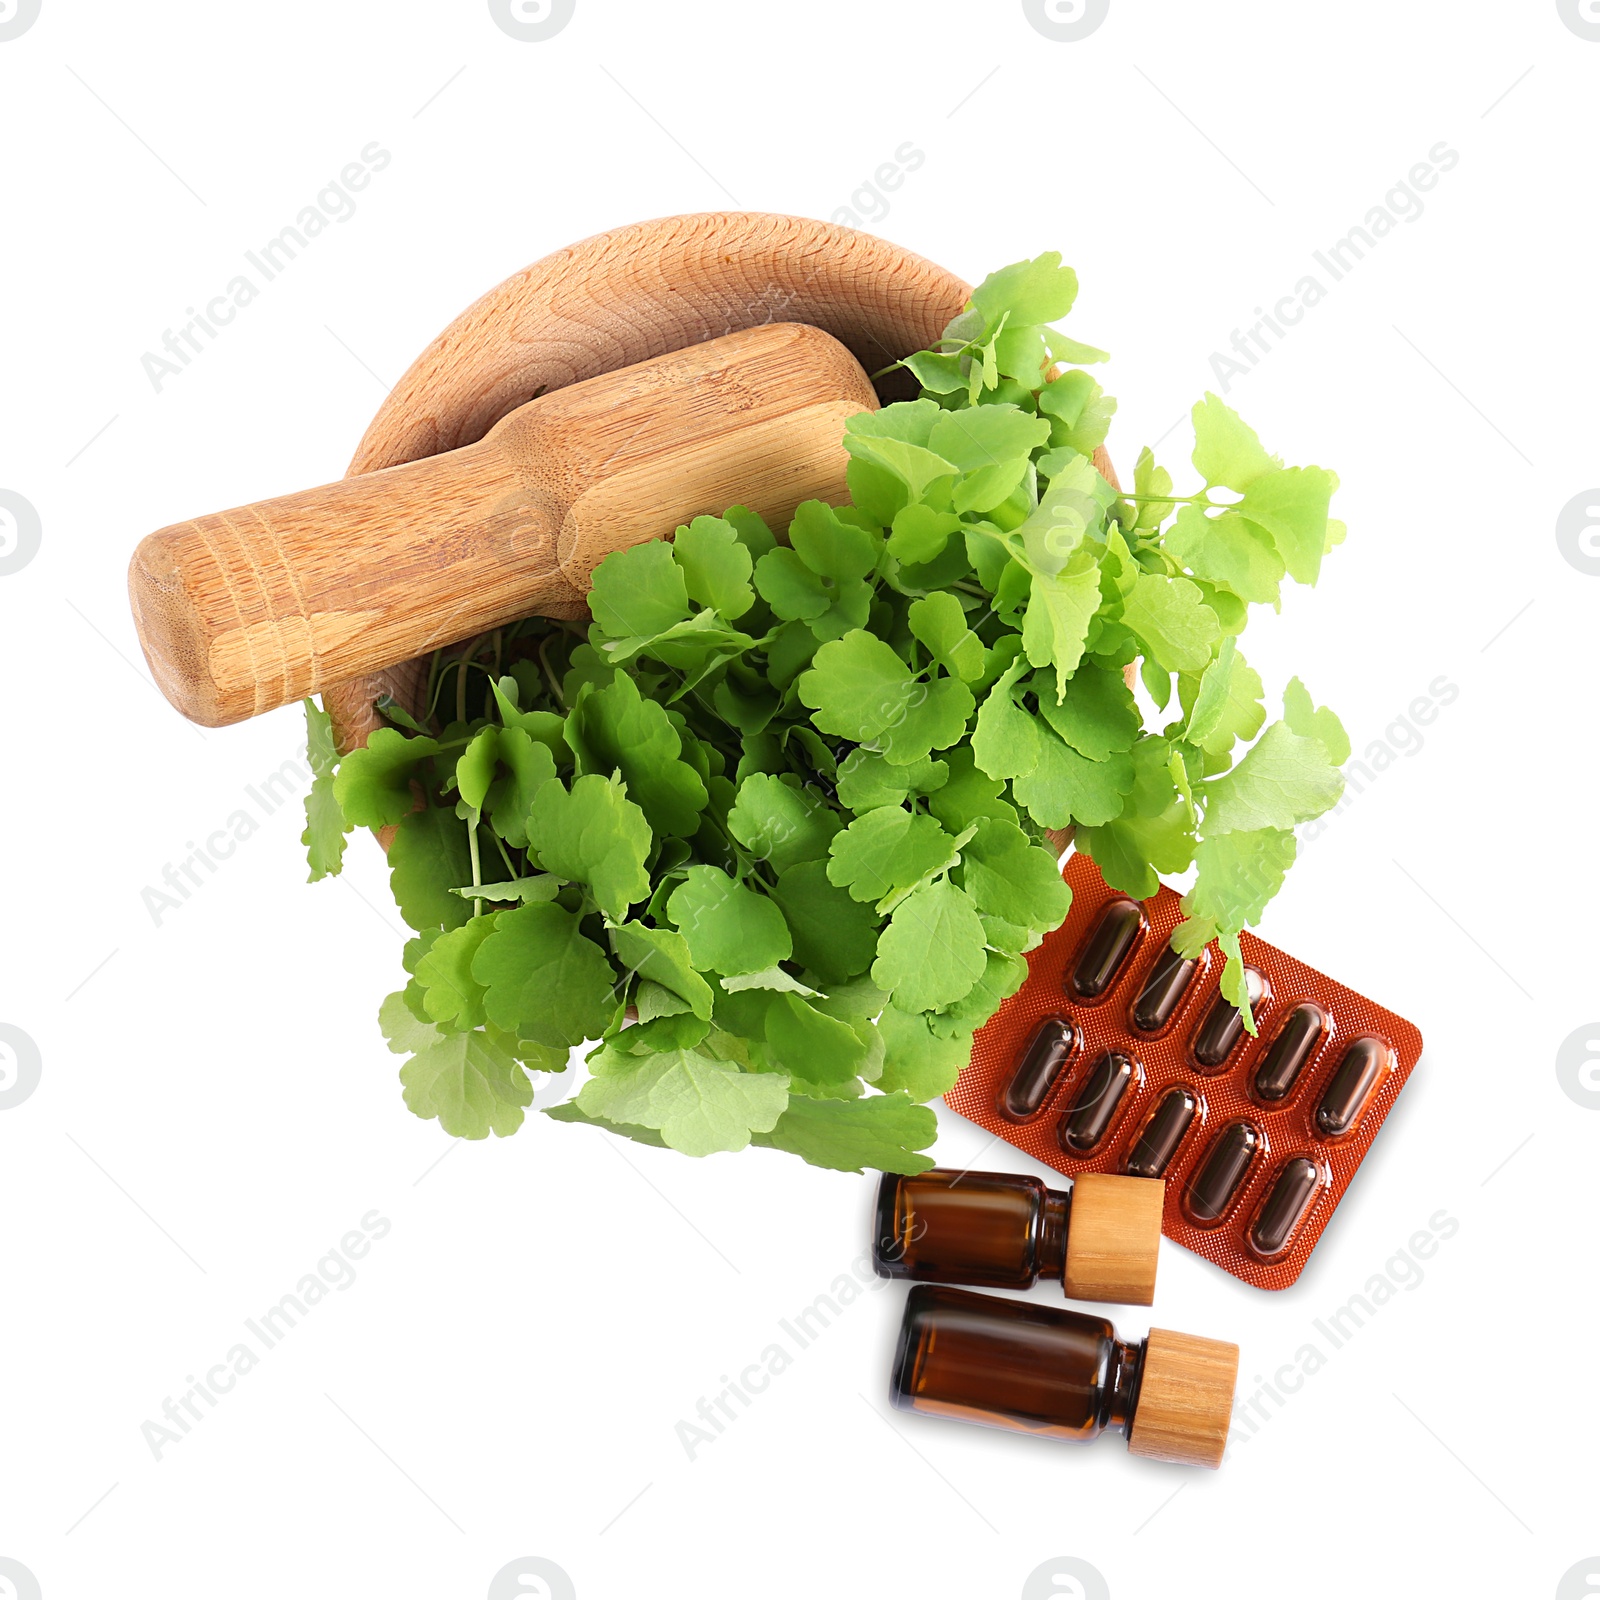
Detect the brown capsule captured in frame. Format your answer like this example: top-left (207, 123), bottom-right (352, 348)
top-left (1315, 1037), bottom-right (1392, 1138)
top-left (1192, 968), bottom-right (1270, 1071)
top-left (1058, 1052), bottom-right (1138, 1155)
top-left (1249, 1157), bottom-right (1323, 1258)
top-left (1124, 1086), bottom-right (1199, 1179)
top-left (1253, 1003), bottom-right (1327, 1103)
top-left (999, 1016), bottom-right (1076, 1121)
top-left (1132, 946), bottom-right (1200, 1033)
top-left (1070, 899), bottom-right (1144, 999)
top-left (1185, 1121), bottom-right (1261, 1225)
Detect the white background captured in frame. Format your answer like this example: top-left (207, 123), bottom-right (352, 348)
top-left (2, 2), bottom-right (1597, 1597)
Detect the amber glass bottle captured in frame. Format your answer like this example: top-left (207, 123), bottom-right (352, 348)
top-left (890, 1285), bottom-right (1238, 1468)
top-left (873, 1167), bottom-right (1164, 1305)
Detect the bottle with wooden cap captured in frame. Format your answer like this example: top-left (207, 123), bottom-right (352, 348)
top-left (890, 1284), bottom-right (1238, 1469)
top-left (872, 1167), bottom-right (1165, 1306)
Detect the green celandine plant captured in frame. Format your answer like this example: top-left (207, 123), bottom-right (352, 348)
top-left (300, 253), bottom-right (1348, 1173)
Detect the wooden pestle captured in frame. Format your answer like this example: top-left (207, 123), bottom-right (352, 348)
top-left (128, 322), bottom-right (878, 727)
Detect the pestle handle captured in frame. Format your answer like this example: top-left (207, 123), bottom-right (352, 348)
top-left (128, 322), bottom-right (878, 727)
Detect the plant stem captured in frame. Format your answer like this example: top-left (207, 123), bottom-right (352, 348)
top-left (467, 810), bottom-right (483, 916)
top-left (490, 828), bottom-right (518, 881)
top-left (538, 632), bottom-right (566, 708)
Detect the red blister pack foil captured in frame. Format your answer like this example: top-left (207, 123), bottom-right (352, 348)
top-left (946, 854), bottom-right (1425, 1290)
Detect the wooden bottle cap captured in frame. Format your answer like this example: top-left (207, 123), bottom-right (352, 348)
top-left (1127, 1328), bottom-right (1239, 1469)
top-left (1061, 1173), bottom-right (1164, 1306)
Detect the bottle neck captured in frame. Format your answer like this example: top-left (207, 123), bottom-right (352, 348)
top-left (1037, 1187), bottom-right (1072, 1283)
top-left (1107, 1337), bottom-right (1146, 1437)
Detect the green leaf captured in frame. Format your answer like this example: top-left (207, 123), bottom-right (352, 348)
top-left (636, 979), bottom-right (693, 1021)
top-left (1075, 738), bottom-right (1197, 898)
top-left (1127, 447), bottom-right (1174, 532)
top-left (453, 875), bottom-right (561, 905)
top-left (1181, 826), bottom-right (1297, 934)
top-left (771, 861), bottom-right (880, 983)
top-left (566, 672), bottom-right (707, 838)
top-left (969, 252), bottom-right (1079, 328)
top-left (1141, 654), bottom-right (1172, 712)
top-left (1166, 505), bottom-right (1285, 606)
top-left (1170, 914), bottom-right (1217, 960)
top-left (599, 610), bottom-right (754, 678)
top-left (1045, 328), bottom-right (1109, 365)
top-left (619, 1013), bottom-right (712, 1054)
top-left (380, 981), bottom-right (442, 1052)
top-left (1016, 453), bottom-right (1105, 577)
top-left (483, 728), bottom-right (558, 849)
top-left (752, 1091), bottom-right (938, 1174)
top-left (720, 967), bottom-right (821, 997)
top-left (1121, 572), bottom-right (1222, 674)
top-left (455, 728), bottom-right (499, 812)
top-left (388, 807), bottom-right (474, 932)
top-left (712, 676), bottom-right (779, 740)
top-left (871, 880), bottom-right (988, 1012)
top-left (1191, 394), bottom-right (1280, 489)
top-left (413, 915), bottom-right (500, 1029)
top-left (889, 504), bottom-right (963, 565)
top-left (798, 630), bottom-right (973, 764)
top-left (334, 727), bottom-right (440, 829)
top-left (673, 515), bottom-right (755, 619)
top-left (1218, 929), bottom-right (1258, 1036)
top-left (472, 901), bottom-right (618, 1047)
top-left (1183, 636), bottom-right (1266, 758)
top-left (1032, 660), bottom-right (1140, 760)
top-left (844, 433), bottom-right (958, 502)
top-left (939, 949), bottom-right (1029, 1030)
top-left (927, 746), bottom-right (1017, 832)
top-left (908, 592), bottom-right (985, 681)
top-left (1201, 721), bottom-right (1345, 833)
top-left (380, 993), bottom-right (534, 1140)
top-left (1283, 677), bottom-right (1351, 764)
top-left (667, 866), bottom-right (792, 976)
top-left (992, 323), bottom-right (1053, 385)
top-left (953, 455), bottom-right (1032, 516)
top-left (1236, 466), bottom-right (1338, 587)
top-left (827, 807), bottom-right (961, 905)
top-left (302, 698), bottom-right (349, 881)
top-left (876, 1007), bottom-right (974, 1101)
top-left (727, 773), bottom-right (841, 873)
top-left (491, 676), bottom-right (571, 757)
top-left (926, 403), bottom-right (1051, 472)
top-left (959, 819), bottom-right (1072, 951)
top-left (588, 539), bottom-right (691, 639)
top-left (904, 350), bottom-right (967, 393)
top-left (543, 1098), bottom-right (668, 1149)
top-left (527, 772), bottom-right (652, 920)
top-left (1037, 369), bottom-right (1095, 427)
top-left (846, 457), bottom-right (909, 527)
top-left (607, 921), bottom-right (715, 1021)
top-left (1041, 382), bottom-right (1116, 457)
top-left (835, 750), bottom-right (947, 813)
top-left (763, 993), bottom-right (870, 1085)
top-left (971, 658), bottom-right (1040, 782)
top-left (1011, 728), bottom-right (1136, 829)
top-left (788, 498), bottom-right (881, 582)
top-left (1023, 558), bottom-right (1103, 701)
top-left (724, 504), bottom-right (777, 559)
top-left (576, 1047), bottom-right (789, 1157)
top-left (754, 547), bottom-right (831, 622)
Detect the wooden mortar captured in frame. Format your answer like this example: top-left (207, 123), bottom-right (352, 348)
top-left (323, 211), bottom-right (1118, 859)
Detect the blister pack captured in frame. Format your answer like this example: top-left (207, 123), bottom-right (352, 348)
top-left (945, 854), bottom-right (1424, 1289)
